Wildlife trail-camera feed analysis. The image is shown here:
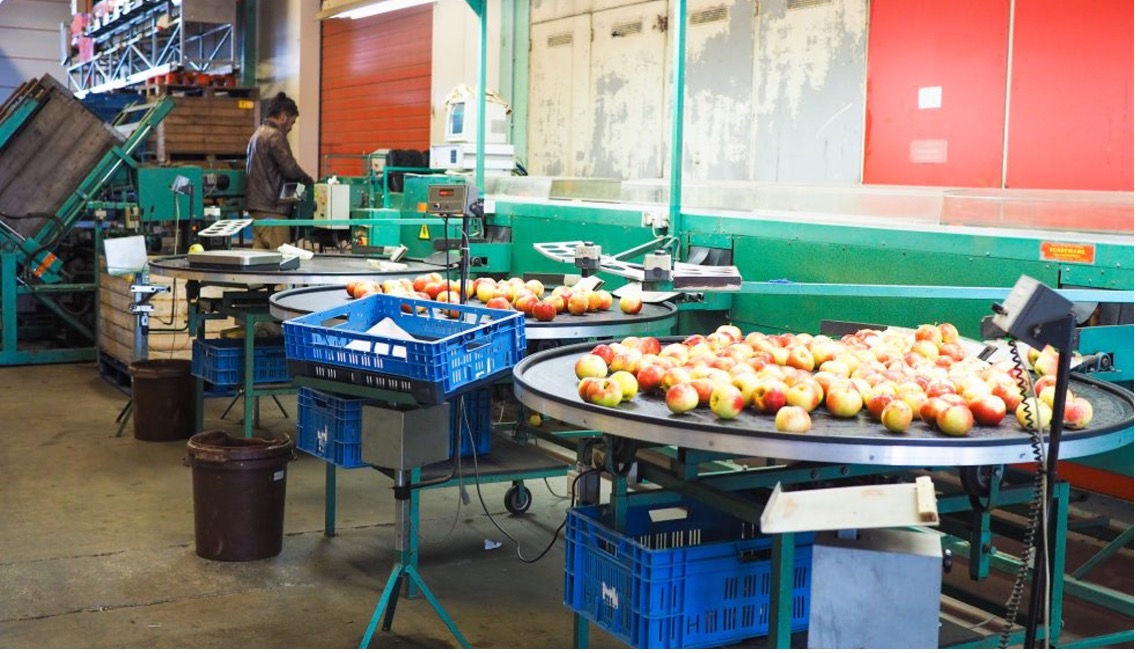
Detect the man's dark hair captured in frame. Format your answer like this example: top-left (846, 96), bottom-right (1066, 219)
top-left (266, 92), bottom-right (299, 119)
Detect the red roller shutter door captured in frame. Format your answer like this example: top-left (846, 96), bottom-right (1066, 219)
top-left (320, 6), bottom-right (433, 177)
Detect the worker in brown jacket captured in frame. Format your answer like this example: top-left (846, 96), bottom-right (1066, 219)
top-left (245, 92), bottom-right (315, 249)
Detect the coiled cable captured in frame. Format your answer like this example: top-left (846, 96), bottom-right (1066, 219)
top-left (999, 339), bottom-right (1047, 648)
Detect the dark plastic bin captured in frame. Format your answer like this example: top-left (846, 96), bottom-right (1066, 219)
top-left (129, 358), bottom-right (195, 441)
top-left (184, 431), bottom-right (295, 562)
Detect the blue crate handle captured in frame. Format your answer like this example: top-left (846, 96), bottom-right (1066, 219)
top-left (464, 337), bottom-right (491, 352)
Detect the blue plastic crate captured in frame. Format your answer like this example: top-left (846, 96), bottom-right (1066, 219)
top-left (190, 338), bottom-right (290, 386)
top-left (565, 499), bottom-right (813, 649)
top-left (295, 387), bottom-right (492, 468)
top-left (282, 293), bottom-right (525, 404)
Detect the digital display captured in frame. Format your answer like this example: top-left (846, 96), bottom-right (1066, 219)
top-left (439, 188), bottom-right (454, 197)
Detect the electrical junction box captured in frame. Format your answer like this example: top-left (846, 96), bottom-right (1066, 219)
top-left (808, 529), bottom-right (943, 649)
top-left (313, 183), bottom-right (351, 229)
top-left (425, 183), bottom-right (479, 216)
top-left (430, 142), bottom-right (515, 172)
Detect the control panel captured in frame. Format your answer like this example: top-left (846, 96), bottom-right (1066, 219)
top-left (425, 183), bottom-right (478, 216)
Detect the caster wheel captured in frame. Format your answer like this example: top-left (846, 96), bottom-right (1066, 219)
top-left (504, 484), bottom-right (533, 515)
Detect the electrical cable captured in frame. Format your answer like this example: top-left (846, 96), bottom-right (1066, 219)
top-left (419, 394), bottom-right (466, 545)
top-left (998, 338), bottom-right (1048, 649)
top-left (464, 393), bottom-right (602, 564)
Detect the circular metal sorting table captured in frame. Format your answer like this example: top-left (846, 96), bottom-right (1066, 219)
top-left (268, 285), bottom-right (678, 339)
top-left (512, 341), bottom-right (1135, 468)
top-left (148, 254), bottom-right (445, 285)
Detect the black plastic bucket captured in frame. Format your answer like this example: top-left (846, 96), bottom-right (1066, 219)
top-left (129, 358), bottom-right (195, 441)
top-left (184, 431), bottom-right (295, 562)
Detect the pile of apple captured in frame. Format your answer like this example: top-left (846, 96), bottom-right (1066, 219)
top-left (344, 273), bottom-right (645, 322)
top-left (572, 324), bottom-right (1095, 437)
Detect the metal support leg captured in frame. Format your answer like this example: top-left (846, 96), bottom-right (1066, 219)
top-left (769, 531), bottom-right (795, 648)
top-left (572, 613), bottom-right (590, 648)
top-left (359, 470), bottom-right (470, 649)
top-left (114, 400), bottom-right (133, 437)
top-left (324, 462), bottom-right (337, 537)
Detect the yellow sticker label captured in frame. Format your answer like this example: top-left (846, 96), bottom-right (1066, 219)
top-left (238, 100), bottom-right (255, 110)
top-left (418, 224), bottom-right (430, 240)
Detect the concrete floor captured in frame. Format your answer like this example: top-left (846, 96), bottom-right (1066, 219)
top-left (0, 362), bottom-right (1132, 648)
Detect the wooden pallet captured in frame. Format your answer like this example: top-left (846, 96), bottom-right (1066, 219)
top-left (98, 260), bottom-right (236, 363)
top-left (143, 83), bottom-right (257, 99)
top-left (150, 93), bottom-right (260, 162)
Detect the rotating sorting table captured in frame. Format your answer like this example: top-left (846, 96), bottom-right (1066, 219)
top-left (146, 255), bottom-right (447, 438)
top-left (268, 285), bottom-right (678, 339)
top-left (512, 341), bottom-right (1135, 467)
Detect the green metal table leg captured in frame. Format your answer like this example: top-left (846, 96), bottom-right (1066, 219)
top-left (242, 317), bottom-right (256, 437)
top-left (1048, 481), bottom-right (1070, 645)
top-left (324, 462), bottom-right (336, 537)
top-left (1, 252), bottom-right (16, 364)
top-left (769, 531), bottom-right (794, 648)
top-left (573, 612), bottom-right (589, 648)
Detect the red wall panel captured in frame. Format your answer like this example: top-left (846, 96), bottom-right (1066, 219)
top-left (1005, 1), bottom-right (1134, 191)
top-left (320, 7), bottom-right (433, 177)
top-left (863, 1), bottom-right (1010, 187)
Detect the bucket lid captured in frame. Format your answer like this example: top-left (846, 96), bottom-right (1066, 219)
top-left (186, 430), bottom-right (294, 464)
top-left (129, 358), bottom-right (192, 378)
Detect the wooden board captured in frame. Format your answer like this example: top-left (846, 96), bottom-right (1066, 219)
top-left (150, 94), bottom-right (260, 162)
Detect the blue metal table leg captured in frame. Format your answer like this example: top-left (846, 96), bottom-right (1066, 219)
top-left (324, 462), bottom-right (336, 537)
top-left (769, 531), bottom-right (794, 648)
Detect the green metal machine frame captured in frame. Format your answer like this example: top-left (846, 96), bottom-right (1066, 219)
top-left (0, 95), bottom-right (173, 365)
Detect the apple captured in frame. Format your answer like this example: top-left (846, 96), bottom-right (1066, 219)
top-left (661, 366), bottom-right (693, 391)
top-left (914, 323), bottom-right (944, 346)
top-left (968, 395), bottom-right (1007, 426)
top-left (587, 377), bottom-right (623, 408)
top-left (639, 337), bottom-right (662, 356)
top-left (1034, 354), bottom-right (1060, 377)
top-left (774, 406), bottom-right (812, 433)
top-left (881, 400), bottom-right (914, 433)
top-left (596, 290), bottom-right (614, 311)
top-left (609, 370), bottom-right (639, 402)
top-left (574, 354), bottom-right (609, 380)
top-left (938, 322), bottom-right (960, 344)
top-left (485, 296), bottom-right (511, 311)
top-left (590, 344), bottom-right (616, 366)
top-left (659, 343), bottom-right (689, 365)
top-left (665, 383), bottom-right (700, 415)
top-left (786, 381), bottom-right (821, 412)
top-left (524, 279), bottom-right (545, 297)
top-left (1016, 398), bottom-right (1053, 431)
top-left (567, 292), bottom-right (589, 316)
top-left (937, 404), bottom-right (975, 437)
top-left (513, 292), bottom-right (538, 316)
top-left (715, 324), bottom-right (744, 342)
top-left (898, 390), bottom-right (929, 415)
top-left (926, 381), bottom-right (957, 398)
top-left (992, 383), bottom-right (1024, 413)
top-left (690, 378), bottom-right (715, 406)
top-left (865, 391), bottom-right (896, 421)
top-left (786, 346), bottom-right (815, 372)
top-left (1063, 397), bottom-right (1094, 430)
top-left (939, 342), bottom-right (966, 362)
top-left (818, 359), bottom-right (851, 378)
top-left (825, 382), bottom-right (864, 418)
top-left (752, 378), bottom-right (790, 414)
top-left (586, 291), bottom-right (604, 312)
top-left (424, 280), bottom-right (447, 299)
top-left (1033, 374), bottom-right (1057, 397)
top-left (609, 350), bottom-right (643, 375)
top-left (577, 378), bottom-right (600, 401)
top-left (731, 374), bottom-right (762, 407)
top-left (614, 293), bottom-right (641, 318)
top-left (709, 384), bottom-right (745, 419)
top-left (910, 339), bottom-right (940, 360)
top-left (919, 397), bottom-right (951, 426)
top-left (532, 299), bottom-right (557, 322)
top-left (412, 275), bottom-right (431, 293)
top-left (636, 364), bottom-right (666, 394)
top-left (1037, 385), bottom-right (1074, 409)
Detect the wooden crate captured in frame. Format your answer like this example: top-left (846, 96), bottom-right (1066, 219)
top-left (151, 94), bottom-right (260, 162)
top-left (98, 260), bottom-right (236, 364)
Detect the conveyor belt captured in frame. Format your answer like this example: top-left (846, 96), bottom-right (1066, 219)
top-left (268, 285), bottom-right (678, 340)
top-left (512, 340), bottom-right (1135, 467)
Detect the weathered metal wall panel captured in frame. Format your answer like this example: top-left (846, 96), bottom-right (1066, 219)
top-left (531, 0), bottom-right (594, 24)
top-left (528, 14), bottom-right (593, 176)
top-left (588, 0), bottom-right (668, 179)
top-left (750, 0), bottom-right (867, 183)
top-left (526, 0), bottom-right (866, 182)
top-left (683, 0), bottom-right (756, 181)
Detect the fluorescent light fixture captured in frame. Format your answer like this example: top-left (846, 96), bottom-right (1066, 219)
top-left (319, 0), bottom-right (436, 21)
